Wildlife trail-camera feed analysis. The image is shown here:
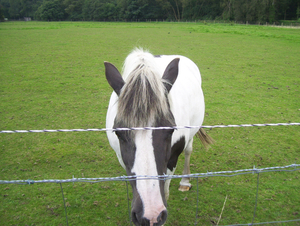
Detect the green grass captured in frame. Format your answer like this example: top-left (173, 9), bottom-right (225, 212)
top-left (0, 21), bottom-right (300, 225)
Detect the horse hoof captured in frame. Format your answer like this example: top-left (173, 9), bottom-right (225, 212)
top-left (178, 185), bottom-right (191, 192)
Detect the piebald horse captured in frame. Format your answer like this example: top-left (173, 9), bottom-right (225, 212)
top-left (105, 49), bottom-right (212, 226)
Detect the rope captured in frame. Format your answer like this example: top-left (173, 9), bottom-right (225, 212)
top-left (1, 122), bottom-right (299, 134)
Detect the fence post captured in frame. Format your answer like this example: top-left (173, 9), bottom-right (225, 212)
top-left (194, 177), bottom-right (199, 225)
top-left (60, 183), bottom-right (69, 226)
top-left (251, 172), bottom-right (260, 225)
top-left (125, 180), bottom-right (132, 226)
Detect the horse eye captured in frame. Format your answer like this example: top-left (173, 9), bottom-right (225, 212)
top-left (115, 130), bottom-right (121, 137)
top-left (115, 130), bottom-right (127, 141)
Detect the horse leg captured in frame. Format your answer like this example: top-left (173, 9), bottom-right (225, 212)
top-left (179, 139), bottom-right (193, 191)
top-left (164, 168), bottom-right (176, 200)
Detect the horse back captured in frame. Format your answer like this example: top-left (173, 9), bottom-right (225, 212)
top-left (154, 55), bottom-right (205, 147)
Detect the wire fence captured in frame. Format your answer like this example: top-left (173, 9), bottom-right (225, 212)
top-left (1, 122), bottom-right (300, 225)
top-left (1, 122), bottom-right (300, 133)
top-left (0, 164), bottom-right (299, 185)
top-left (1, 164), bottom-right (300, 225)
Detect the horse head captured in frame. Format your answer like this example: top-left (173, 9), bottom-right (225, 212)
top-left (104, 58), bottom-right (180, 226)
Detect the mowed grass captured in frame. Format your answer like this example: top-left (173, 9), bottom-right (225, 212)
top-left (0, 21), bottom-right (299, 225)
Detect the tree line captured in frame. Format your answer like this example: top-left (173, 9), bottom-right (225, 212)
top-left (1, 0), bottom-right (300, 23)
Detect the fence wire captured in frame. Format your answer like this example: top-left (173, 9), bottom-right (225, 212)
top-left (1, 164), bottom-right (300, 226)
top-left (1, 122), bottom-right (300, 225)
top-left (1, 164), bottom-right (299, 185)
top-left (1, 122), bottom-right (299, 134)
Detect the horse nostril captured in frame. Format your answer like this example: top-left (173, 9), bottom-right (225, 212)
top-left (132, 210), bottom-right (167, 226)
top-left (131, 211), bottom-right (139, 225)
top-left (157, 210), bottom-right (168, 225)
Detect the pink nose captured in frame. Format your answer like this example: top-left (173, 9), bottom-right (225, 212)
top-left (132, 209), bottom-right (168, 226)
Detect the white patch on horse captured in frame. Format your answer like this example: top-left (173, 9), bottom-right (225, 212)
top-left (131, 130), bottom-right (166, 224)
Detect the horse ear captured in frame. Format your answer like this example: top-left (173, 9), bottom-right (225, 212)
top-left (162, 58), bottom-right (180, 92)
top-left (104, 62), bottom-right (125, 96)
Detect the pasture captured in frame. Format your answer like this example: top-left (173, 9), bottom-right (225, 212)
top-left (0, 21), bottom-right (300, 225)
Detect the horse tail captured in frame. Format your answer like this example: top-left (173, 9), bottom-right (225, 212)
top-left (196, 128), bottom-right (214, 149)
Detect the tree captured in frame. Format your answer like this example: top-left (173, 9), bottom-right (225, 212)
top-left (123, 0), bottom-right (147, 20)
top-left (276, 0), bottom-right (291, 20)
top-left (0, 4), bottom-right (4, 20)
top-left (0, 0), bottom-right (10, 18)
top-left (183, 0), bottom-right (222, 20)
top-left (19, 0), bottom-right (43, 18)
top-left (64, 0), bottom-right (84, 20)
top-left (35, 0), bottom-right (66, 21)
top-left (9, 0), bottom-right (21, 19)
top-left (2, 0), bottom-right (299, 22)
top-left (221, 0), bottom-right (234, 20)
top-left (156, 0), bottom-right (182, 21)
top-left (102, 2), bottom-right (118, 20)
top-left (221, 0), bottom-right (280, 23)
top-left (82, 0), bottom-right (119, 21)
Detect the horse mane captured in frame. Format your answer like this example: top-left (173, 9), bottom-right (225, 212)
top-left (116, 48), bottom-right (172, 128)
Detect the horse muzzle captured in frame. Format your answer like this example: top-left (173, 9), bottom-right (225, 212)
top-left (132, 209), bottom-right (168, 226)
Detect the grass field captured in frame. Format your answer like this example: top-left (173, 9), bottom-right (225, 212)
top-left (0, 21), bottom-right (300, 225)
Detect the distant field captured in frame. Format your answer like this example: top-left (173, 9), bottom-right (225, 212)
top-left (0, 21), bottom-right (299, 225)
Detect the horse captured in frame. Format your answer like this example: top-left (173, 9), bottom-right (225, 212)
top-left (105, 48), bottom-right (213, 226)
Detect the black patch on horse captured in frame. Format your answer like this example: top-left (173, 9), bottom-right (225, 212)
top-left (167, 137), bottom-right (185, 171)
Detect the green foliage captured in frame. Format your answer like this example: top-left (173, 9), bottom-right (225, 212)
top-left (123, 0), bottom-right (147, 20)
top-left (221, 0), bottom-right (300, 23)
top-left (0, 21), bottom-right (299, 225)
top-left (35, 0), bottom-right (66, 21)
top-left (0, 4), bottom-right (5, 20)
top-left (64, 0), bottom-right (84, 20)
top-left (82, 0), bottom-right (120, 21)
top-left (8, 0), bottom-right (21, 18)
top-left (183, 0), bottom-right (222, 20)
top-left (1, 0), bottom-right (300, 22)
top-left (19, 0), bottom-right (43, 18)
top-left (118, 0), bottom-right (164, 21)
